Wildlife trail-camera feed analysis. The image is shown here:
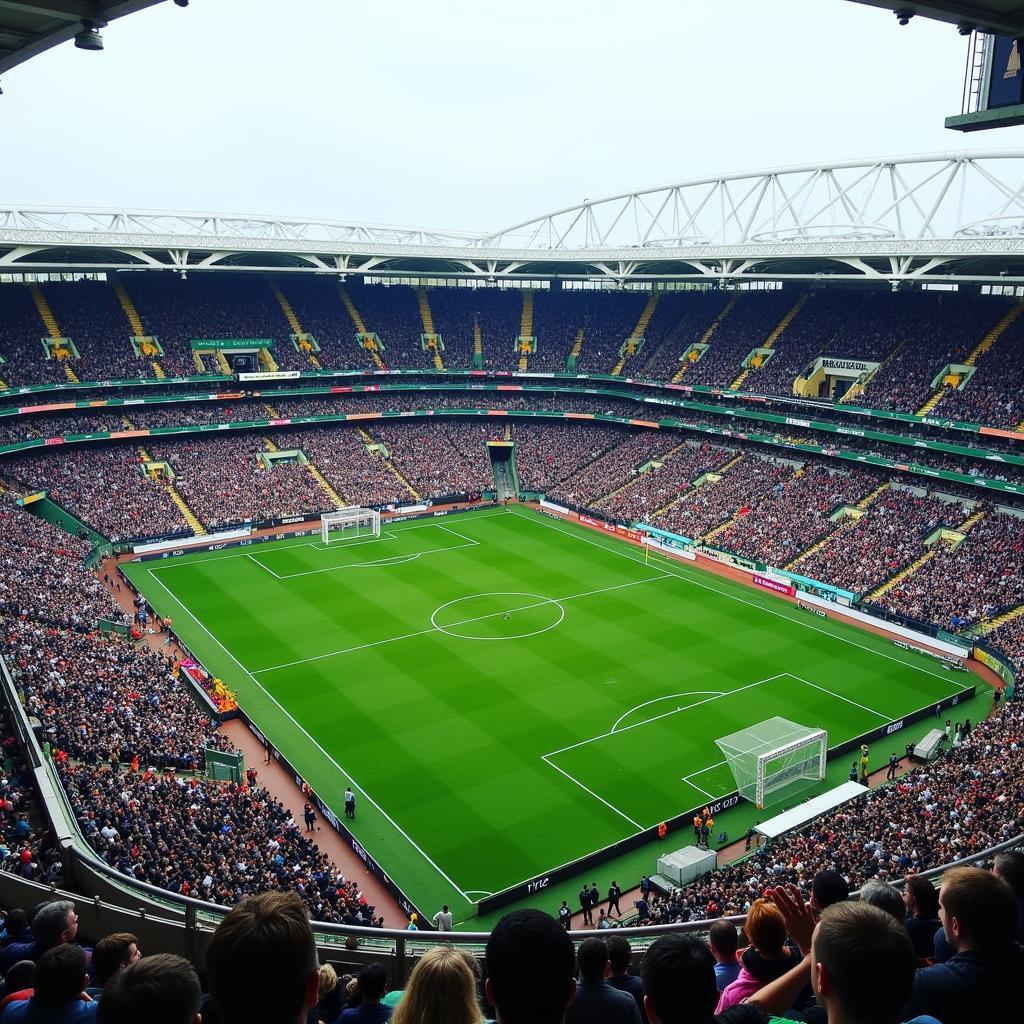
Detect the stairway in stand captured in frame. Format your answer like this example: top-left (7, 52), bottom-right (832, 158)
top-left (356, 427), bottom-right (422, 500)
top-left (672, 296), bottom-right (737, 383)
top-left (730, 293), bottom-right (808, 390)
top-left (611, 292), bottom-right (660, 375)
top-left (340, 286), bottom-right (385, 368)
top-left (518, 290), bottom-right (534, 371)
top-left (113, 280), bottom-right (165, 377)
top-left (417, 289), bottom-right (444, 370)
top-left (29, 283), bottom-right (78, 381)
top-left (273, 285), bottom-right (321, 368)
top-left (916, 299), bottom-right (1024, 416)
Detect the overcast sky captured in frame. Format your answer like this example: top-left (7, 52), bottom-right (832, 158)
top-left (3, 0), bottom-right (1024, 232)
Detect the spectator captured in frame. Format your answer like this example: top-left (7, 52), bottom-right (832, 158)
top-left (708, 920), bottom-right (741, 991)
top-left (391, 947), bottom-right (482, 1024)
top-left (0, 903), bottom-right (78, 974)
top-left (857, 880), bottom-right (906, 923)
top-left (566, 937), bottom-right (640, 1024)
top-left (605, 935), bottom-right (644, 1016)
top-left (205, 891), bottom-right (319, 1024)
top-left (717, 899), bottom-right (802, 1012)
top-left (96, 954), bottom-right (199, 1024)
top-left (1, 945), bottom-right (95, 1023)
top-left (308, 965), bottom-right (347, 1024)
top-left (640, 933), bottom-right (764, 1024)
top-left (993, 850), bottom-right (1024, 944)
top-left (902, 866), bottom-right (1024, 1024)
top-left (84, 936), bottom-right (139, 998)
top-left (484, 910), bottom-right (576, 1024)
top-left (811, 871), bottom-right (850, 915)
top-left (339, 964), bottom-right (391, 1023)
top-left (0, 964), bottom-right (35, 1010)
top-left (902, 875), bottom-right (941, 960)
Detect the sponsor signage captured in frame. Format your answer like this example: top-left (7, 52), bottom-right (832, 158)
top-left (821, 358), bottom-right (877, 374)
top-left (237, 370), bottom-right (301, 381)
top-left (753, 573), bottom-right (795, 596)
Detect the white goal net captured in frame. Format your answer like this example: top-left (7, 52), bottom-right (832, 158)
top-left (321, 507), bottom-right (381, 544)
top-left (715, 717), bottom-right (827, 809)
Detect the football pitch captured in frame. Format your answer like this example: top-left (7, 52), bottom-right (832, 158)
top-left (122, 505), bottom-right (973, 921)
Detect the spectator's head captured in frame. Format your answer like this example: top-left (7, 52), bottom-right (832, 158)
top-left (811, 902), bottom-right (915, 1024)
top-left (939, 866), bottom-right (1020, 952)
top-left (31, 944), bottom-right (87, 1009)
top-left (903, 875), bottom-right (939, 919)
top-left (392, 947), bottom-right (482, 1024)
top-left (858, 880), bottom-right (905, 922)
top-left (641, 934), bottom-right (718, 1024)
top-left (317, 964), bottom-right (338, 1004)
top-left (206, 891), bottom-right (318, 1024)
top-left (31, 900), bottom-right (77, 952)
top-left (811, 870), bottom-right (850, 913)
top-left (575, 937), bottom-right (608, 984)
top-left (485, 910), bottom-right (576, 1024)
top-left (98, 954), bottom-right (200, 1024)
top-left (4, 908), bottom-right (29, 936)
top-left (743, 899), bottom-right (787, 957)
top-left (356, 964), bottom-right (388, 1004)
top-left (708, 920), bottom-right (738, 964)
top-left (993, 850), bottom-right (1024, 900)
top-left (606, 934), bottom-right (632, 976)
top-left (91, 932), bottom-right (140, 988)
top-left (3, 960), bottom-right (35, 994)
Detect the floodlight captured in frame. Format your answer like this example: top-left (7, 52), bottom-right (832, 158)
top-left (74, 22), bottom-right (104, 50)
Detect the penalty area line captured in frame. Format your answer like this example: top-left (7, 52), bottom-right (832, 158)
top-left (541, 754), bottom-right (644, 830)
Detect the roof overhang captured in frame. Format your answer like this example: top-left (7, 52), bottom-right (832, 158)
top-left (847, 1), bottom-right (1024, 36)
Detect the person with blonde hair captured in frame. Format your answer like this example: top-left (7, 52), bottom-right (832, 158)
top-left (715, 898), bottom-right (802, 1012)
top-left (391, 946), bottom-right (483, 1024)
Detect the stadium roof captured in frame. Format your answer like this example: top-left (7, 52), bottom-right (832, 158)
top-left (0, 0), bottom-right (166, 76)
top-left (848, 1), bottom-right (1024, 36)
top-left (4, 152), bottom-right (1024, 285)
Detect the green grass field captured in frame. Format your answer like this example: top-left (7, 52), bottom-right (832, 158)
top-left (122, 505), bottom-right (974, 923)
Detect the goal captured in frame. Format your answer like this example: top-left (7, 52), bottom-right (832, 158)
top-left (715, 717), bottom-right (827, 809)
top-left (320, 507), bottom-right (381, 544)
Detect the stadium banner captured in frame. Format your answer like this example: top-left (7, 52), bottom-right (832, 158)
top-left (973, 643), bottom-right (1018, 686)
top-left (540, 499), bottom-right (571, 515)
top-left (799, 592), bottom-right (971, 656)
top-left (770, 569), bottom-right (856, 604)
top-left (892, 639), bottom-right (966, 670)
top-left (636, 523), bottom-right (695, 547)
top-left (642, 535), bottom-right (697, 561)
top-left (696, 545), bottom-right (759, 571)
top-left (237, 371), bottom-right (301, 381)
top-left (753, 573), bottom-right (795, 597)
top-left (131, 526), bottom-right (251, 555)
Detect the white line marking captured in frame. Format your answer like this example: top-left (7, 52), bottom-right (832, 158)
top-left (544, 674), bottom-right (787, 758)
top-left (610, 692), bottom-right (725, 733)
top-left (431, 592), bottom-right (566, 642)
top-left (303, 531), bottom-right (400, 550)
top-left (682, 758), bottom-right (728, 783)
top-left (787, 673), bottom-right (891, 722)
top-left (143, 566), bottom-right (474, 900)
top-left (679, 776), bottom-right (717, 800)
top-left (541, 754), bottom-right (644, 830)
top-left (517, 508), bottom-right (967, 689)
top-left (253, 573), bottom-right (672, 674)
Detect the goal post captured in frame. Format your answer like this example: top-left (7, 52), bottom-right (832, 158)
top-left (320, 507), bottom-right (381, 544)
top-left (715, 718), bottom-right (827, 809)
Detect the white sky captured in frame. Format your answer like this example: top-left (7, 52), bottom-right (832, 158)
top-left (3, 0), bottom-right (1024, 232)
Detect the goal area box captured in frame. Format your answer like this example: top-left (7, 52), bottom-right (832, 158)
top-left (321, 507), bottom-right (381, 544)
top-left (716, 718), bottom-right (827, 809)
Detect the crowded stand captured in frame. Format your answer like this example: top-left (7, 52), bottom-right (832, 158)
top-left (3, 448), bottom-right (191, 543)
top-left (713, 464), bottom-right (877, 567)
top-left (986, 613), bottom-right (1024, 674)
top-left (423, 287), bottom-right (491, 370)
top-left (547, 430), bottom-right (670, 507)
top-left (510, 421), bottom-right (632, 492)
top-left (791, 489), bottom-right (969, 596)
top-left (932, 314), bottom-right (1024, 428)
top-left (879, 508), bottom-right (1024, 628)
top-left (677, 291), bottom-right (794, 387)
top-left (2, 618), bottom-right (232, 772)
top-left (147, 436), bottom-right (335, 528)
top-left (354, 284), bottom-right (436, 370)
top-left (593, 441), bottom-right (735, 523)
top-left (0, 496), bottom-right (124, 630)
top-left (371, 421), bottom-right (498, 498)
top-left (633, 291), bottom-right (732, 381)
top-left (651, 454), bottom-right (793, 541)
top-left (267, 425), bottom-right (413, 508)
top-left (0, 284), bottom-right (69, 386)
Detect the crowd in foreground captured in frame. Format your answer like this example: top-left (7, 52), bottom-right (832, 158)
top-left (0, 853), bottom-right (1020, 1024)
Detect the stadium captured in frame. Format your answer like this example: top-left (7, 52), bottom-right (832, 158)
top-left (0, 2), bottom-right (1023, 1023)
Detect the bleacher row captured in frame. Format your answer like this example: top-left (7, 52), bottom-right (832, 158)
top-left (3, 279), bottom-right (1024, 427)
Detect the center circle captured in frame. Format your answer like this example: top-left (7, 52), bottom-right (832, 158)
top-left (430, 592), bottom-right (565, 641)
